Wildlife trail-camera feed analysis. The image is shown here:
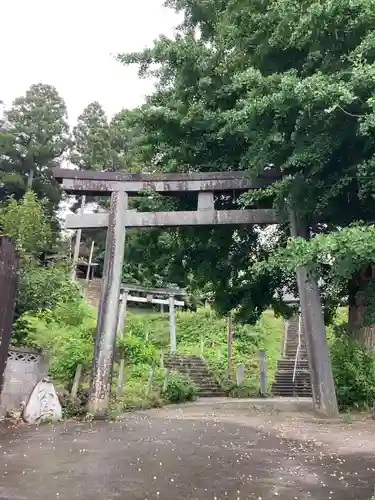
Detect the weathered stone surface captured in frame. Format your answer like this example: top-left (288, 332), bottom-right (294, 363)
top-left (52, 168), bottom-right (280, 195)
top-left (65, 209), bottom-right (277, 229)
top-left (22, 378), bottom-right (62, 424)
top-left (56, 387), bottom-right (70, 407)
top-left (236, 363), bottom-right (245, 385)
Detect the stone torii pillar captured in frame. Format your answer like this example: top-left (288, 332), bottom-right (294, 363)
top-left (88, 191), bottom-right (128, 417)
top-left (289, 209), bottom-right (338, 418)
top-left (169, 294), bottom-right (176, 354)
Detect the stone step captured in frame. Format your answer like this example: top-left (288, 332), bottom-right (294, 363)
top-left (164, 355), bottom-right (221, 397)
top-left (170, 369), bottom-right (215, 377)
top-left (273, 382), bottom-right (311, 388)
top-left (277, 359), bottom-right (309, 365)
top-left (165, 363), bottom-right (207, 370)
top-left (271, 383), bottom-right (312, 391)
top-left (165, 364), bottom-right (207, 370)
top-left (277, 365), bottom-right (309, 371)
top-left (167, 371), bottom-right (208, 376)
top-left (165, 355), bottom-right (203, 361)
top-left (272, 390), bottom-right (312, 395)
top-left (272, 379), bottom-right (311, 387)
top-left (274, 370), bottom-right (311, 377)
top-left (198, 392), bottom-right (226, 397)
top-left (272, 388), bottom-right (312, 394)
top-left (165, 360), bottom-right (207, 365)
top-left (193, 380), bottom-right (219, 389)
top-left (272, 387), bottom-right (312, 392)
top-left (274, 377), bottom-right (310, 384)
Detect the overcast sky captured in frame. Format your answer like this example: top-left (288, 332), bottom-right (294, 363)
top-left (1, 0), bottom-right (179, 125)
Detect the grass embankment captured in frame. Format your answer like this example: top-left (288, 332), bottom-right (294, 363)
top-left (125, 307), bottom-right (283, 397)
top-left (17, 302), bottom-right (284, 415)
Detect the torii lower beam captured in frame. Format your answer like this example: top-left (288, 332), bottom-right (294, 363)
top-left (65, 209), bottom-right (277, 229)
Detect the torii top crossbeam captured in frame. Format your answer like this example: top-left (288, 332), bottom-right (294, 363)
top-left (52, 168), bottom-right (279, 195)
top-left (121, 282), bottom-right (186, 297)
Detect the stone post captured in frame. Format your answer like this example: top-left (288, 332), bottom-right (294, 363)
top-left (236, 363), bottom-right (245, 386)
top-left (88, 191), bottom-right (127, 417)
top-left (289, 209), bottom-right (338, 418)
top-left (116, 290), bottom-right (128, 397)
top-left (71, 195), bottom-right (86, 280)
top-left (227, 316), bottom-right (233, 376)
top-left (259, 349), bottom-right (267, 396)
top-left (169, 295), bottom-right (176, 354)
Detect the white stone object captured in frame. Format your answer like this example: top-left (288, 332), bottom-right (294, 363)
top-left (236, 363), bottom-right (245, 386)
top-left (23, 377), bottom-right (62, 424)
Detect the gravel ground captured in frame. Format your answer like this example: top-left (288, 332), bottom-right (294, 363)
top-left (0, 400), bottom-right (374, 500)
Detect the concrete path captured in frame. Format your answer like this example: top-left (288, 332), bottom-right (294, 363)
top-left (0, 400), bottom-right (374, 499)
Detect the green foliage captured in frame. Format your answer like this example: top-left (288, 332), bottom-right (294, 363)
top-left (72, 102), bottom-right (113, 171)
top-left (117, 335), bottom-right (156, 366)
top-left (115, 0), bottom-right (375, 323)
top-left (266, 225), bottom-right (375, 285)
top-left (227, 381), bottom-right (260, 398)
top-left (110, 365), bottom-right (166, 415)
top-left (330, 326), bottom-right (375, 410)
top-left (163, 370), bottom-right (198, 403)
top-left (0, 83), bottom-right (69, 206)
top-left (0, 191), bottom-right (79, 323)
top-left (15, 300), bottom-right (95, 385)
top-left (0, 191), bottom-right (52, 259)
top-left (17, 260), bottom-right (82, 316)
top-left (71, 103), bottom-right (145, 173)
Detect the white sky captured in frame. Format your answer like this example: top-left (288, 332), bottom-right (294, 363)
top-left (1, 0), bottom-right (180, 125)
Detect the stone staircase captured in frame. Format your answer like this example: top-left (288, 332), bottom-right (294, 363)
top-left (271, 316), bottom-right (312, 398)
top-left (79, 279), bottom-right (102, 308)
top-left (164, 355), bottom-right (224, 397)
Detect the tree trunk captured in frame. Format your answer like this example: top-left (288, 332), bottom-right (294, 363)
top-left (348, 266), bottom-right (375, 349)
top-left (27, 167), bottom-right (34, 189)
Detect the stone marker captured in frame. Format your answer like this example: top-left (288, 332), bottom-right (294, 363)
top-left (259, 350), bottom-right (267, 396)
top-left (23, 377), bottom-right (62, 424)
top-left (236, 363), bottom-right (245, 386)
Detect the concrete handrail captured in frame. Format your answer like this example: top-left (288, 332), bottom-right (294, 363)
top-left (292, 315), bottom-right (302, 384)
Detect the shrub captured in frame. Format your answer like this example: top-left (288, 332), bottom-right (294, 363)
top-left (14, 299), bottom-right (95, 386)
top-left (330, 327), bottom-right (375, 410)
top-left (228, 381), bottom-right (259, 398)
top-left (17, 260), bottom-right (82, 316)
top-left (0, 190), bottom-right (52, 259)
top-left (117, 335), bottom-right (156, 366)
top-left (163, 371), bottom-right (198, 403)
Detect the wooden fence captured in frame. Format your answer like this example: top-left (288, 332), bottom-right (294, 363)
top-left (0, 236), bottom-right (19, 397)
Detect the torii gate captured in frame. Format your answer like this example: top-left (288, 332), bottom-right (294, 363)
top-left (53, 168), bottom-right (338, 418)
top-left (117, 282), bottom-right (186, 353)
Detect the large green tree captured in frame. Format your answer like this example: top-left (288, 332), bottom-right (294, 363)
top-left (117, 0), bottom-right (375, 330)
top-left (72, 102), bottom-right (113, 171)
top-left (0, 84), bottom-right (70, 209)
top-left (72, 103), bottom-right (148, 172)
